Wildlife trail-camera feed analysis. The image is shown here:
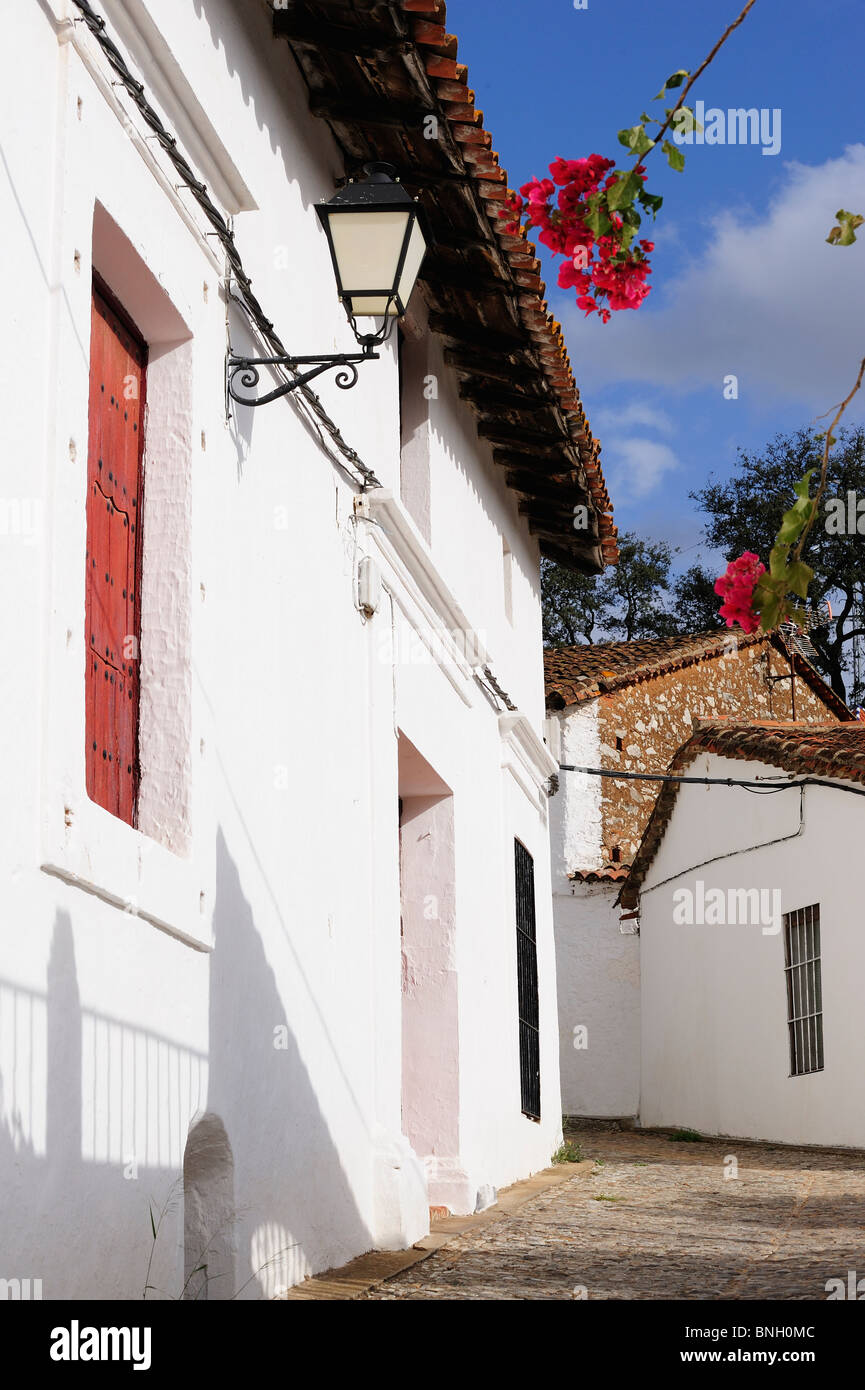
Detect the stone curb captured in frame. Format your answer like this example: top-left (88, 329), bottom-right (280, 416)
top-left (277, 1159), bottom-right (595, 1300)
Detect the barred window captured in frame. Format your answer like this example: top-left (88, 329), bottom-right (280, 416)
top-left (783, 905), bottom-right (823, 1077)
top-left (515, 840), bottom-right (540, 1120)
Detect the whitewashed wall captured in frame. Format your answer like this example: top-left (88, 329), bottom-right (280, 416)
top-left (0, 0), bottom-right (561, 1298)
top-left (555, 882), bottom-right (640, 1118)
top-left (549, 704), bottom-right (603, 888)
top-left (640, 753), bottom-right (865, 1148)
top-left (549, 702), bottom-right (640, 1118)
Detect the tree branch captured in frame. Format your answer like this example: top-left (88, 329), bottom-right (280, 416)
top-left (643, 0), bottom-right (760, 158)
top-left (792, 355), bottom-right (865, 563)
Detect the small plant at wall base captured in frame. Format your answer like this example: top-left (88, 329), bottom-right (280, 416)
top-left (669, 1128), bottom-right (705, 1143)
top-left (553, 1139), bottom-right (584, 1163)
top-left (143, 1190), bottom-right (298, 1300)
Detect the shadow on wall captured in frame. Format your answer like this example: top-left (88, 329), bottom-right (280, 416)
top-left (0, 912), bottom-right (181, 1299)
top-left (204, 828), bottom-right (371, 1298)
top-left (183, 1112), bottom-right (235, 1300)
top-left (190, 0), bottom-right (342, 210)
top-left (0, 840), bottom-right (372, 1298)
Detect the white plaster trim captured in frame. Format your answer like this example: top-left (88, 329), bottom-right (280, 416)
top-left (364, 495), bottom-right (554, 798)
top-left (500, 711), bottom-right (559, 793)
top-left (57, 14), bottom-right (223, 272)
top-left (365, 491), bottom-right (491, 705)
top-left (382, 580), bottom-right (475, 708)
top-left (41, 835), bottom-right (209, 953)
top-left (100, 0), bottom-right (258, 215)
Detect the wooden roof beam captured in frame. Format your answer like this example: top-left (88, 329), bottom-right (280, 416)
top-left (273, 11), bottom-right (406, 56)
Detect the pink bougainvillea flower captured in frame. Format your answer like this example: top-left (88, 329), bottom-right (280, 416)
top-left (499, 154), bottom-right (655, 321)
top-left (714, 552), bottom-right (765, 632)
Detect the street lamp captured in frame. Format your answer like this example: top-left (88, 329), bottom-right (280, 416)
top-left (227, 163), bottom-right (428, 408)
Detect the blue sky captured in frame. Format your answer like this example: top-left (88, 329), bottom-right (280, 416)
top-left (446, 0), bottom-right (865, 572)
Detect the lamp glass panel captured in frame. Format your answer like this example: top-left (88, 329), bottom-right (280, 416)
top-left (327, 209), bottom-right (411, 316)
top-left (395, 218), bottom-right (427, 313)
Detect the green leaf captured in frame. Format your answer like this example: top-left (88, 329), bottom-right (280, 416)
top-left (150, 1205), bottom-right (157, 1240)
top-left (792, 468), bottom-right (815, 500)
top-left (607, 169), bottom-right (642, 211)
top-left (786, 559), bottom-right (813, 600)
top-left (618, 125), bottom-right (641, 151)
top-left (619, 126), bottom-right (655, 157)
top-left (768, 543), bottom-right (790, 580)
top-left (826, 209), bottom-right (864, 247)
top-left (653, 69), bottom-right (689, 100)
top-left (584, 192), bottom-right (612, 240)
top-left (617, 223), bottom-right (637, 252)
top-left (670, 105), bottom-right (702, 134)
top-left (638, 190), bottom-right (664, 216)
top-left (775, 503), bottom-right (813, 545)
top-left (662, 140), bottom-right (686, 173)
top-left (754, 586), bottom-right (782, 631)
top-left (772, 470), bottom-right (816, 546)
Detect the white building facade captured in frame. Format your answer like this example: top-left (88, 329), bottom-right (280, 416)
top-left (545, 635), bottom-right (848, 1126)
top-left (546, 697), bottom-right (640, 1121)
top-left (624, 722), bottom-right (865, 1149)
top-left (0, 0), bottom-right (616, 1298)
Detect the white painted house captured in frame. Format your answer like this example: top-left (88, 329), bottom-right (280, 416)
top-left (623, 720), bottom-right (865, 1149)
top-left (545, 633), bottom-right (848, 1125)
top-left (0, 0), bottom-right (617, 1297)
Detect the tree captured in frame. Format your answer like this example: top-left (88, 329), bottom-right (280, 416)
top-left (688, 425), bottom-right (865, 703)
top-left (543, 532), bottom-right (679, 645)
top-left (671, 564), bottom-right (724, 633)
top-left (542, 561), bottom-right (600, 646)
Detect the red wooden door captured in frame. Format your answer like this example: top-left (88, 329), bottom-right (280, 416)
top-left (85, 284), bottom-right (146, 824)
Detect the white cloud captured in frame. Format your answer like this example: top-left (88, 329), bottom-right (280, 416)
top-left (593, 401), bottom-right (676, 435)
top-left (607, 438), bottom-right (680, 499)
top-left (559, 146), bottom-right (865, 413)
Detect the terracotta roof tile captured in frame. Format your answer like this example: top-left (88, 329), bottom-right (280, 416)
top-left (276, 0), bottom-right (616, 570)
top-left (621, 719), bottom-right (865, 909)
top-left (544, 629), bottom-right (852, 721)
top-left (408, 0), bottom-right (617, 522)
top-left (570, 866), bottom-right (631, 884)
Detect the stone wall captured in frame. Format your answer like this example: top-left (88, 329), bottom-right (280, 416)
top-left (596, 641), bottom-right (841, 865)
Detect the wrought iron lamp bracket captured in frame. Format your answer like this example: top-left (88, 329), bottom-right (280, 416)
top-left (227, 338), bottom-right (381, 408)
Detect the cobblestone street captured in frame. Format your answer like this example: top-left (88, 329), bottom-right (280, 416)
top-left (361, 1126), bottom-right (865, 1300)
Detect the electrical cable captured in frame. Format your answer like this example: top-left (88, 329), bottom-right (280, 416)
top-left (558, 764), bottom-right (865, 798)
top-left (634, 786), bottom-right (807, 900)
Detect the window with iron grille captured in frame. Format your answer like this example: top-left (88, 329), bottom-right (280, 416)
top-left (514, 839), bottom-right (540, 1120)
top-left (783, 904), bottom-right (824, 1076)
